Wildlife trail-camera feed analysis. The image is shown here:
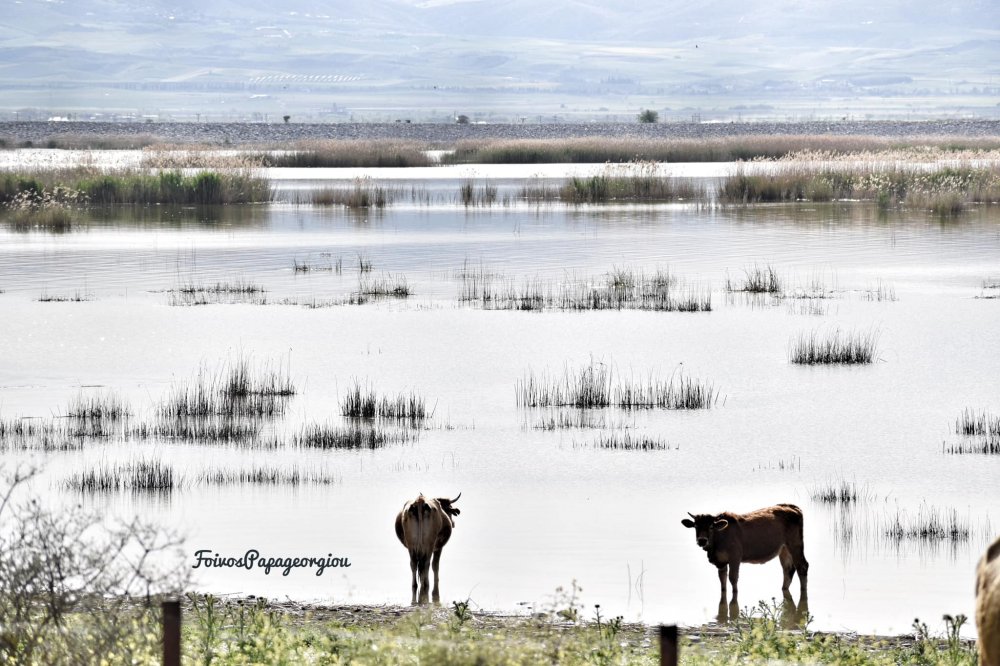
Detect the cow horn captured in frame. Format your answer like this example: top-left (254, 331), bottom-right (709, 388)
top-left (687, 512), bottom-right (696, 519)
top-left (451, 492), bottom-right (462, 503)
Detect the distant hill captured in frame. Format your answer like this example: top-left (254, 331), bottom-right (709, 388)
top-left (1, 0), bottom-right (997, 119)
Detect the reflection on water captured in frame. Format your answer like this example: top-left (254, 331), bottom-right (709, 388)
top-left (0, 198), bottom-right (999, 636)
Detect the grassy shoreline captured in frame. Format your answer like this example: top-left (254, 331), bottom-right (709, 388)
top-left (50, 595), bottom-right (978, 665)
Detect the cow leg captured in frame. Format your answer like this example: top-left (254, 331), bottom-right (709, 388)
top-left (409, 552), bottom-right (419, 605)
top-left (728, 561), bottom-right (740, 600)
top-left (790, 543), bottom-right (809, 593)
top-left (418, 554), bottom-right (431, 605)
top-left (778, 546), bottom-right (795, 591)
top-left (431, 547), bottom-right (443, 604)
top-left (716, 565), bottom-right (728, 597)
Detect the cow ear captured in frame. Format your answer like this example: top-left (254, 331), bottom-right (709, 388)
top-left (681, 519), bottom-right (695, 528)
top-left (713, 519), bottom-right (729, 531)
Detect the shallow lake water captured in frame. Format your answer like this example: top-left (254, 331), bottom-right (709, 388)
top-left (1, 185), bottom-right (998, 636)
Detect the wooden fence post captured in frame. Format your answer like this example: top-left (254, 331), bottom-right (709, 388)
top-left (659, 624), bottom-right (678, 666)
top-left (162, 600), bottom-right (181, 666)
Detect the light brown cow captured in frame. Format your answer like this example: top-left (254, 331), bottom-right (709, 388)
top-left (395, 493), bottom-right (461, 604)
top-left (977, 535), bottom-right (1000, 666)
top-left (681, 503), bottom-right (808, 605)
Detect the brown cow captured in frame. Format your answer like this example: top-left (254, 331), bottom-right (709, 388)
top-left (681, 503), bottom-right (808, 605)
top-left (395, 493), bottom-right (461, 604)
top-left (977, 535), bottom-right (1000, 666)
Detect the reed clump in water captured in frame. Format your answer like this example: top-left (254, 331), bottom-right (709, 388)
top-left (63, 459), bottom-right (176, 493)
top-left (559, 162), bottom-right (698, 203)
top-left (2, 186), bottom-right (85, 232)
top-left (36, 290), bottom-right (93, 303)
top-left (196, 465), bottom-right (339, 486)
top-left (789, 328), bottom-right (880, 365)
top-left (311, 177), bottom-right (397, 208)
top-left (718, 164), bottom-right (1000, 210)
top-left (167, 279), bottom-right (268, 306)
top-left (582, 432), bottom-right (676, 451)
top-left (0, 418), bottom-right (87, 451)
top-left (460, 266), bottom-right (710, 312)
top-left (442, 135), bottom-right (1000, 164)
top-left (955, 409), bottom-right (1000, 436)
top-left (358, 273), bottom-right (411, 298)
top-left (516, 360), bottom-right (719, 409)
top-left (459, 179), bottom-right (499, 207)
top-left (158, 354), bottom-right (294, 418)
top-left (340, 383), bottom-right (430, 421)
top-left (883, 504), bottom-right (974, 542)
top-left (2, 168), bottom-right (272, 205)
top-left (725, 264), bottom-right (782, 294)
top-left (810, 479), bottom-right (871, 504)
top-left (293, 423), bottom-right (407, 450)
top-left (944, 409), bottom-right (1000, 454)
top-left (66, 391), bottom-right (132, 420)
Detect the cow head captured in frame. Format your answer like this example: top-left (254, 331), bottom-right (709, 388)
top-left (681, 512), bottom-right (730, 551)
top-left (436, 493), bottom-right (461, 520)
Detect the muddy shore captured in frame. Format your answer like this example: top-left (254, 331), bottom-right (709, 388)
top-left (2, 119), bottom-right (999, 146)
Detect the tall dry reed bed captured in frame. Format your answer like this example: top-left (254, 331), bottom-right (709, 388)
top-left (140, 139), bottom-right (434, 169)
top-left (789, 328), bottom-right (880, 365)
top-left (515, 161), bottom-right (699, 204)
top-left (516, 360), bottom-right (719, 409)
top-left (443, 135), bottom-right (1000, 164)
top-left (718, 164), bottom-right (1000, 212)
top-left (1, 167), bottom-right (272, 206)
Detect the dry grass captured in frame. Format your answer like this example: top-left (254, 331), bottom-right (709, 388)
top-left (444, 135), bottom-right (1000, 164)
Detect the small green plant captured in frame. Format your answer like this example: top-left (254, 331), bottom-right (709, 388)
top-left (452, 598), bottom-right (473, 630)
top-left (638, 109), bottom-right (659, 123)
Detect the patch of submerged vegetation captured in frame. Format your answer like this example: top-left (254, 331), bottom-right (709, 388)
top-left (460, 266), bottom-right (710, 312)
top-left (293, 256), bottom-right (343, 274)
top-left (36, 290), bottom-right (93, 303)
top-left (789, 328), bottom-right (880, 365)
top-left (167, 279), bottom-right (268, 306)
top-left (577, 432), bottom-right (677, 451)
top-left (194, 465), bottom-right (340, 486)
top-left (1, 168), bottom-right (272, 206)
top-left (517, 359), bottom-right (720, 410)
